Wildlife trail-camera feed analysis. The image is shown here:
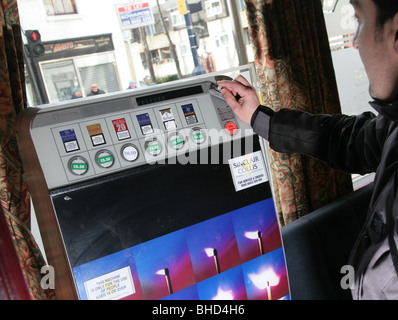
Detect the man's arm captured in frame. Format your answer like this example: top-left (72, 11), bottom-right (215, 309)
top-left (218, 76), bottom-right (382, 174)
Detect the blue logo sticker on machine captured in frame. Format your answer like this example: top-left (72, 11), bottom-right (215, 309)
top-left (60, 129), bottom-right (80, 153)
top-left (136, 113), bottom-right (154, 135)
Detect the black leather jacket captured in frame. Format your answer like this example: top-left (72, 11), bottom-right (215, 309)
top-left (252, 101), bottom-right (398, 299)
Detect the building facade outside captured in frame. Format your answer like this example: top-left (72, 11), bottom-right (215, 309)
top-left (17, 0), bottom-right (253, 106)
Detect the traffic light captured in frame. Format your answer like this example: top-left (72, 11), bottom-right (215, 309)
top-left (26, 30), bottom-right (45, 56)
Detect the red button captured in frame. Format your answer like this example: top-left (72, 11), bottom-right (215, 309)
top-left (224, 121), bottom-right (238, 135)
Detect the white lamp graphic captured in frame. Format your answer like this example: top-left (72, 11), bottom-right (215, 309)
top-left (248, 268), bottom-right (279, 300)
top-left (245, 230), bottom-right (264, 255)
top-left (156, 268), bottom-right (173, 295)
top-left (204, 248), bottom-right (220, 274)
top-left (212, 287), bottom-right (234, 300)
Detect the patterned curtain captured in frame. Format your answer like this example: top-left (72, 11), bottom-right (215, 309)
top-left (0, 0), bottom-right (53, 299)
top-left (245, 0), bottom-right (353, 226)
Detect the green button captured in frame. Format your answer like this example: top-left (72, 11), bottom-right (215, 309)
top-left (96, 151), bottom-right (114, 168)
top-left (71, 163), bottom-right (87, 170)
top-left (193, 133), bottom-right (203, 140)
top-left (147, 144), bottom-right (160, 152)
top-left (98, 155), bottom-right (113, 164)
top-left (171, 137), bottom-right (183, 146)
top-left (192, 129), bottom-right (205, 144)
top-left (69, 157), bottom-right (88, 175)
top-left (145, 139), bottom-right (162, 156)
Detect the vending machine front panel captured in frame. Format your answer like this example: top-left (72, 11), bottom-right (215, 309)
top-left (17, 68), bottom-right (290, 300)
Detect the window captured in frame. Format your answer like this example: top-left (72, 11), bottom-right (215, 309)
top-left (205, 0), bottom-right (222, 17)
top-left (40, 59), bottom-right (77, 101)
top-left (79, 63), bottom-right (119, 95)
top-left (323, 0), bottom-right (375, 188)
top-left (151, 50), bottom-right (160, 64)
top-left (238, 0), bottom-right (246, 11)
top-left (323, 0), bottom-right (372, 115)
top-left (322, 0), bottom-right (339, 13)
top-left (215, 33), bottom-right (229, 47)
top-left (39, 51), bottom-right (119, 103)
top-left (159, 47), bottom-right (172, 61)
top-left (43, 0), bottom-right (77, 16)
top-left (243, 28), bottom-right (251, 45)
top-left (179, 43), bottom-right (189, 56)
top-left (19, 0), bottom-right (253, 105)
top-left (170, 10), bottom-right (185, 27)
top-left (145, 24), bottom-right (155, 36)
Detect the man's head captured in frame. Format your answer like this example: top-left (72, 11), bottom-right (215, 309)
top-left (371, 0), bottom-right (398, 29)
top-left (91, 83), bottom-right (99, 93)
top-left (72, 87), bottom-right (82, 97)
top-left (351, 0), bottom-right (398, 102)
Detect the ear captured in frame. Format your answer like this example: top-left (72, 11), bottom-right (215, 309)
top-left (393, 12), bottom-right (398, 54)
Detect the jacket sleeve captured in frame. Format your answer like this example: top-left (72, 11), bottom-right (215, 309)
top-left (251, 106), bottom-right (383, 174)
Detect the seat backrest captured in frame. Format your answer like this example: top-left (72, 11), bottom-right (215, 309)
top-left (281, 182), bottom-right (373, 300)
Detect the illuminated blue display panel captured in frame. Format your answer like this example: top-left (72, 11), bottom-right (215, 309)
top-left (72, 198), bottom-right (290, 300)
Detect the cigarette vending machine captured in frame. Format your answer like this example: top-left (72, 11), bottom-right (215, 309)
top-left (17, 67), bottom-right (290, 300)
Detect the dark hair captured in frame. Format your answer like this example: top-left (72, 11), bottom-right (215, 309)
top-left (372, 0), bottom-right (398, 27)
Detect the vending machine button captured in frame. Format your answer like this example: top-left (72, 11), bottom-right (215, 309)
top-left (145, 138), bottom-right (162, 156)
top-left (224, 121), bottom-right (238, 135)
top-left (121, 144), bottom-right (139, 162)
top-left (169, 133), bottom-right (185, 150)
top-left (191, 128), bottom-right (206, 144)
top-left (68, 156), bottom-right (88, 175)
top-left (96, 150), bottom-right (114, 168)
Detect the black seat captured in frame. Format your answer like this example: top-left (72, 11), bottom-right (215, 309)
top-left (281, 182), bottom-right (373, 300)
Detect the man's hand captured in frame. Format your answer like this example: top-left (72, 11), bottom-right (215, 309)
top-left (217, 75), bottom-right (260, 124)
